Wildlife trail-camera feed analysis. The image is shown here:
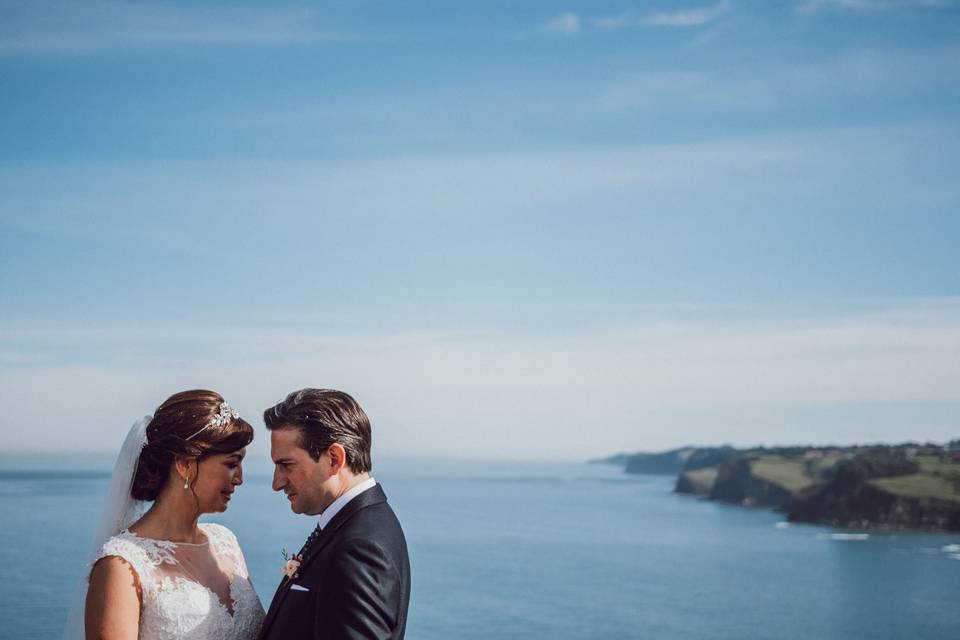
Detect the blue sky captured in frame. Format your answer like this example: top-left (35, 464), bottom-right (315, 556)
top-left (1, 1), bottom-right (959, 460)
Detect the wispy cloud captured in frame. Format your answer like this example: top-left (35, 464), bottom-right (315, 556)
top-left (3, 120), bottom-right (957, 262)
top-left (542, 3), bottom-right (730, 37)
top-left (796, 0), bottom-right (953, 13)
top-left (595, 46), bottom-right (960, 112)
top-left (594, 1), bottom-right (731, 30)
top-left (542, 11), bottom-right (581, 36)
top-left (0, 1), bottom-right (352, 55)
top-left (2, 300), bottom-right (959, 457)
top-left (0, 137), bottom-right (797, 245)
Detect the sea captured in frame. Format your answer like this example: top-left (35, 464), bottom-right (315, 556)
top-left (1, 458), bottom-right (958, 639)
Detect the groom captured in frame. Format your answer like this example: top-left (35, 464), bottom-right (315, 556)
top-left (258, 388), bottom-right (411, 640)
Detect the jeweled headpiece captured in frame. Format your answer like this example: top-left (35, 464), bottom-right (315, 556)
top-left (185, 401), bottom-right (240, 441)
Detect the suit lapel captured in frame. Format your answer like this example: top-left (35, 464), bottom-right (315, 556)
top-left (259, 574), bottom-right (291, 634)
top-left (259, 528), bottom-right (323, 635)
top-left (259, 484), bottom-right (389, 638)
top-left (301, 484), bottom-right (387, 566)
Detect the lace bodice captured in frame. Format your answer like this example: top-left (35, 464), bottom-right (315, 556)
top-left (97, 523), bottom-right (264, 640)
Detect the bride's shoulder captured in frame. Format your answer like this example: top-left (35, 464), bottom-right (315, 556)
top-left (96, 530), bottom-right (166, 577)
top-left (100, 529), bottom-right (148, 556)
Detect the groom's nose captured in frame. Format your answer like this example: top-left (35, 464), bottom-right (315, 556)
top-left (272, 468), bottom-right (285, 492)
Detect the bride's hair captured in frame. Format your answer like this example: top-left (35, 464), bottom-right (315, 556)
top-left (131, 390), bottom-right (254, 501)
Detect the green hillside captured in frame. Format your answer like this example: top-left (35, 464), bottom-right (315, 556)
top-left (649, 443), bottom-right (960, 531)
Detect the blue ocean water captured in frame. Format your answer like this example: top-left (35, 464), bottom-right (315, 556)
top-left (1, 459), bottom-right (958, 639)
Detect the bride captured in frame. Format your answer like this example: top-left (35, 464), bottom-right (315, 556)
top-left (67, 390), bottom-right (264, 639)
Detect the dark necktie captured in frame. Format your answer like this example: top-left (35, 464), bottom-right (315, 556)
top-left (298, 524), bottom-right (323, 557)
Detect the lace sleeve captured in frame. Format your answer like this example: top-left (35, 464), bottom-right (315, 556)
top-left (95, 534), bottom-right (157, 593)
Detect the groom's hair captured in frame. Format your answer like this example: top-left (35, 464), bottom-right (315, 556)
top-left (264, 388), bottom-right (372, 473)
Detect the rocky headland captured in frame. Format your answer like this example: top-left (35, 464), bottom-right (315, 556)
top-left (596, 441), bottom-right (960, 532)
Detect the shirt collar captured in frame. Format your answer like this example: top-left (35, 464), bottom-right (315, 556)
top-left (317, 476), bottom-right (377, 530)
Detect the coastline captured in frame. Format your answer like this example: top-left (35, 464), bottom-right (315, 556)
top-left (597, 442), bottom-right (960, 533)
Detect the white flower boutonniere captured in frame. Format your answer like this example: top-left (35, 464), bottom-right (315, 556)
top-left (280, 548), bottom-right (302, 579)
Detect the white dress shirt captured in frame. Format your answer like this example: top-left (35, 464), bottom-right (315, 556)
top-left (318, 476), bottom-right (377, 530)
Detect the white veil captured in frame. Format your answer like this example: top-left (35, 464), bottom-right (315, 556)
top-left (63, 415), bottom-right (152, 639)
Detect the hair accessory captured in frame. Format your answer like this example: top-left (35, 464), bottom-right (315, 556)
top-left (185, 401), bottom-right (240, 441)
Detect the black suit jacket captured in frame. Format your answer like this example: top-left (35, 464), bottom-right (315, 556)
top-left (259, 484), bottom-right (411, 640)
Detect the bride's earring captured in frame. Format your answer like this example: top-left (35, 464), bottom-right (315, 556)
top-left (183, 476), bottom-right (190, 490)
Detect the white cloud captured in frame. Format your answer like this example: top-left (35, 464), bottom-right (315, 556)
top-left (2, 300), bottom-right (959, 459)
top-left (0, 138), bottom-right (795, 244)
top-left (594, 1), bottom-right (731, 30)
top-left (542, 12), bottom-right (581, 36)
top-left (2, 120), bottom-right (957, 264)
top-left (796, 0), bottom-right (953, 13)
top-left (595, 46), bottom-right (960, 112)
top-left (0, 1), bottom-right (352, 55)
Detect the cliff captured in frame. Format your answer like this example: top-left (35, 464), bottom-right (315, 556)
top-left (708, 457), bottom-right (797, 508)
top-left (620, 442), bottom-right (960, 532)
top-left (789, 479), bottom-right (960, 531)
top-left (787, 452), bottom-right (960, 531)
top-left (674, 447), bottom-right (739, 496)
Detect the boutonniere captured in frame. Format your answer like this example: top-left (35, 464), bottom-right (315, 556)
top-left (280, 548), bottom-right (302, 579)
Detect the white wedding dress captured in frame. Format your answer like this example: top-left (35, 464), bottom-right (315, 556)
top-left (96, 522), bottom-right (265, 639)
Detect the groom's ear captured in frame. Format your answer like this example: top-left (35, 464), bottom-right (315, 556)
top-left (327, 443), bottom-right (347, 475)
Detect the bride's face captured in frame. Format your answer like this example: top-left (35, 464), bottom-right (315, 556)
top-left (193, 448), bottom-right (246, 513)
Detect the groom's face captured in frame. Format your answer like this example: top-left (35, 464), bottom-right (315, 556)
top-left (270, 427), bottom-right (334, 515)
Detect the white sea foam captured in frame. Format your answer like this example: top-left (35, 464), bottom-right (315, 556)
top-left (817, 532), bottom-right (870, 541)
top-left (941, 544), bottom-right (960, 553)
top-left (774, 522), bottom-right (790, 529)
